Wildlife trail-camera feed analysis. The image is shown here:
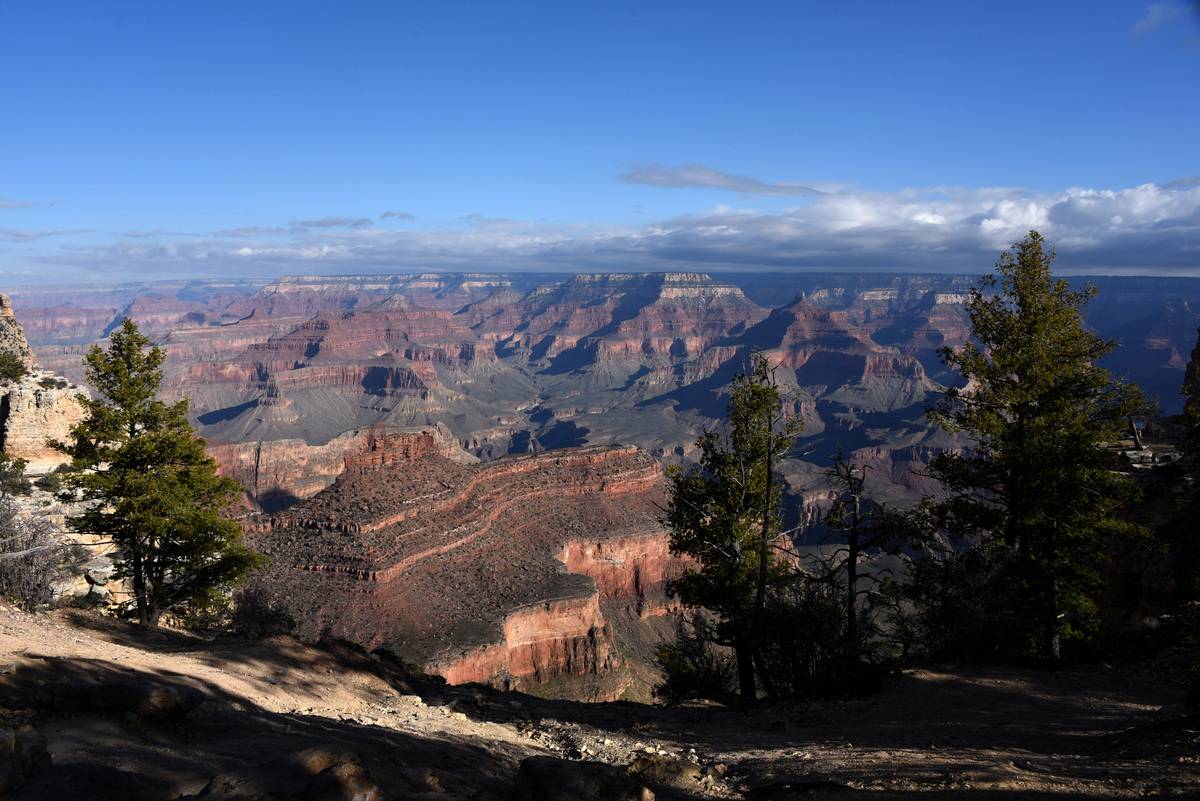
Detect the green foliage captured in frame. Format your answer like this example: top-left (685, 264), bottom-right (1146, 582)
top-left (38, 376), bottom-right (69, 390)
top-left (663, 352), bottom-right (801, 698)
top-left (53, 318), bottom-right (261, 626)
top-left (0, 352), bottom-right (26, 383)
top-left (753, 580), bottom-right (857, 697)
top-left (654, 613), bottom-right (737, 704)
top-left (0, 454), bottom-right (31, 497)
top-left (1172, 327), bottom-right (1200, 602)
top-left (32, 464), bottom-right (70, 493)
top-left (232, 585), bottom-right (296, 638)
top-left (886, 534), bottom-right (1021, 659)
top-left (923, 231), bottom-right (1145, 661)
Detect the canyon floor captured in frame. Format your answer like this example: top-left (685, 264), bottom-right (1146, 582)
top-left (1, 606), bottom-right (1196, 800)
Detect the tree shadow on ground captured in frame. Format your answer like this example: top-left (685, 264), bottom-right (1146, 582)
top-left (0, 654), bottom-right (526, 801)
top-left (19, 614), bottom-right (1193, 800)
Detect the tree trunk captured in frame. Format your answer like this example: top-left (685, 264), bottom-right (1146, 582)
top-left (1045, 572), bottom-right (1061, 662)
top-left (752, 648), bottom-right (777, 699)
top-left (735, 638), bottom-right (756, 701)
top-left (752, 411), bottom-right (774, 633)
top-left (132, 552), bottom-right (150, 626)
top-left (846, 528), bottom-right (859, 666)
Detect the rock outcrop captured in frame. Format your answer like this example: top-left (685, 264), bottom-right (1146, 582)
top-left (0, 376), bottom-right (85, 474)
top-left (0, 295), bottom-right (34, 367)
top-left (0, 294), bottom-right (84, 473)
top-left (245, 444), bottom-right (681, 696)
top-left (208, 424), bottom-right (475, 511)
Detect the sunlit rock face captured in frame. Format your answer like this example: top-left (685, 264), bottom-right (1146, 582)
top-left (207, 424), bottom-right (474, 512)
top-left (244, 444), bottom-right (681, 698)
top-left (0, 294), bottom-right (85, 474)
top-left (473, 272), bottom-right (766, 369)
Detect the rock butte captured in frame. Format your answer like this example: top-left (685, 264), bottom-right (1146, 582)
top-left (245, 441), bottom-right (682, 697)
top-left (208, 423), bottom-right (474, 511)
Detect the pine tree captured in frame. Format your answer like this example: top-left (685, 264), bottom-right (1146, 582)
top-left (663, 352), bottom-right (800, 699)
top-left (1182, 326), bottom-right (1200, 452)
top-left (927, 231), bottom-right (1144, 661)
top-left (1172, 326), bottom-right (1200, 601)
top-left (54, 319), bottom-right (259, 625)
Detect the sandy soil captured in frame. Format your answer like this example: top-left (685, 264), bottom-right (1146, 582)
top-left (0, 606), bottom-right (1196, 799)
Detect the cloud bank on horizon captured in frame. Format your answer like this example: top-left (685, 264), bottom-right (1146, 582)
top-left (3, 2), bottom-right (1197, 284)
top-left (5, 169), bottom-right (1198, 281)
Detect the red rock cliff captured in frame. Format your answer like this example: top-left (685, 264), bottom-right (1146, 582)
top-left (244, 445), bottom-right (681, 697)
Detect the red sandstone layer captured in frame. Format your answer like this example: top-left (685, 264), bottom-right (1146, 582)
top-left (245, 444), bottom-right (681, 692)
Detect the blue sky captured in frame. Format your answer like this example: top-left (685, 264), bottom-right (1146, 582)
top-left (1, 0), bottom-right (1198, 282)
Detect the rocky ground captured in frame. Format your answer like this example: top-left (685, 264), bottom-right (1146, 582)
top-left (0, 605), bottom-right (1196, 799)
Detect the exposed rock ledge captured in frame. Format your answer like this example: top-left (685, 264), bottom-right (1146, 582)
top-left (0, 293), bottom-right (84, 474)
top-left (245, 444), bottom-right (683, 697)
top-left (208, 423), bottom-right (474, 511)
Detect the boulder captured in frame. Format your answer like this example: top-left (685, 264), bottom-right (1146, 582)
top-left (82, 556), bottom-right (116, 586)
top-left (628, 753), bottom-right (704, 791)
top-left (193, 746), bottom-right (381, 801)
top-left (510, 756), bottom-right (654, 801)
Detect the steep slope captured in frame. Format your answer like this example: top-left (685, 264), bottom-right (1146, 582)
top-left (208, 424), bottom-right (475, 511)
top-left (245, 444), bottom-right (680, 698)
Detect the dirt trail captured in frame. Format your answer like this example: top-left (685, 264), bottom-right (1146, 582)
top-left (0, 606), bottom-right (1195, 799)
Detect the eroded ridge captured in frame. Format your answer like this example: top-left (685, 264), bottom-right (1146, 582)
top-left (246, 444), bottom-right (681, 693)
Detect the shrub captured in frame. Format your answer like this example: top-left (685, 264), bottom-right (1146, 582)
top-left (754, 579), bottom-right (861, 698)
top-left (32, 465), bottom-right (70, 493)
top-left (0, 499), bottom-right (71, 608)
top-left (888, 541), bottom-right (1031, 661)
top-left (232, 585), bottom-right (295, 637)
top-left (38, 376), bottom-right (68, 390)
top-left (656, 578), bottom-right (888, 703)
top-left (0, 353), bottom-right (26, 383)
top-left (178, 595), bottom-right (235, 631)
top-left (655, 612), bottom-right (736, 704)
top-left (0, 454), bottom-right (31, 497)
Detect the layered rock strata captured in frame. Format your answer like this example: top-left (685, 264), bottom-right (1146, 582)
top-left (208, 424), bottom-right (475, 511)
top-left (246, 445), bottom-right (680, 694)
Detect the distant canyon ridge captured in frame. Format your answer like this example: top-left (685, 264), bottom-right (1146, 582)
top-left (12, 270), bottom-right (1198, 517)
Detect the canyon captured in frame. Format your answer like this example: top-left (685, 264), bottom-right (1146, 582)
top-left (245, 440), bottom-right (679, 699)
top-left (7, 271), bottom-right (1200, 697)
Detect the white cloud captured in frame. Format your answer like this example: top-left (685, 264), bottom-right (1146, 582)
top-left (621, 163), bottom-right (824, 196)
top-left (0, 228), bottom-right (87, 242)
top-left (1133, 3), bottom-right (1186, 35)
top-left (22, 180), bottom-right (1200, 278)
top-left (293, 216), bottom-right (374, 230)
